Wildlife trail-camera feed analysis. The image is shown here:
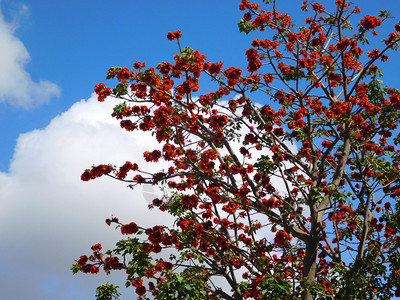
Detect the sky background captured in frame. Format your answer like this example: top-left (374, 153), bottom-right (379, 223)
top-left (1, 0), bottom-right (400, 299)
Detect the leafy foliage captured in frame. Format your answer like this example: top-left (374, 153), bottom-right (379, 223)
top-left (95, 283), bottom-right (121, 300)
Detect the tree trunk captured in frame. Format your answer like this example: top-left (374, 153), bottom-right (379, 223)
top-left (302, 230), bottom-right (320, 300)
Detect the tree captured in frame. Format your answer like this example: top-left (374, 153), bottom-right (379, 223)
top-left (72, 0), bottom-right (400, 299)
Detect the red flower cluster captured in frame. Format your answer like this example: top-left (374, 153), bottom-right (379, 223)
top-left (105, 217), bottom-right (119, 226)
top-left (274, 230), bottom-right (292, 247)
top-left (224, 67), bottom-right (242, 87)
top-left (143, 150), bottom-right (162, 162)
top-left (82, 265), bottom-right (100, 274)
top-left (360, 15), bottom-right (382, 30)
top-left (245, 48), bottom-right (262, 72)
top-left (167, 30), bottom-right (182, 40)
top-left (181, 194), bottom-right (198, 209)
top-left (239, 0), bottom-right (259, 11)
top-left (311, 3), bottom-right (325, 13)
top-left (94, 83), bottom-right (112, 102)
top-left (117, 161), bottom-right (139, 180)
top-left (388, 89), bottom-right (400, 109)
top-left (121, 222), bottom-right (139, 235)
top-left (91, 243), bottom-right (102, 252)
top-left (263, 73), bottom-right (273, 83)
top-left (117, 67), bottom-right (134, 84)
top-left (81, 164), bottom-right (113, 181)
top-left (328, 101), bottom-right (351, 118)
top-left (78, 255), bottom-right (88, 266)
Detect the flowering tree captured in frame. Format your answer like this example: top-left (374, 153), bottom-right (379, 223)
top-left (72, 0), bottom-right (400, 299)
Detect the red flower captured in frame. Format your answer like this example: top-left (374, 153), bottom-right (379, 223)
top-left (94, 84), bottom-right (112, 101)
top-left (224, 67), bottom-right (242, 87)
top-left (321, 141), bottom-right (331, 148)
top-left (206, 62), bottom-right (224, 75)
top-left (167, 30), bottom-right (182, 40)
top-left (104, 257), bottom-right (119, 265)
top-left (78, 255), bottom-right (88, 266)
top-left (136, 286), bottom-right (146, 296)
top-left (153, 244), bottom-right (162, 253)
top-left (222, 201), bottom-right (239, 214)
top-left (194, 223), bottom-right (204, 234)
top-left (144, 150), bottom-right (162, 162)
top-left (311, 3), bottom-right (325, 13)
top-left (94, 83), bottom-right (106, 93)
top-left (91, 243), bottom-right (102, 252)
top-left (274, 230), bottom-right (292, 247)
top-left (245, 48), bottom-right (262, 72)
top-left (142, 243), bottom-right (153, 254)
top-left (360, 15), bottom-right (382, 30)
top-left (133, 174), bottom-right (146, 183)
top-left (117, 67), bottom-right (132, 83)
top-left (263, 73), bottom-right (273, 83)
top-left (178, 219), bottom-right (191, 231)
top-left (87, 265), bottom-right (99, 274)
top-left (182, 195), bottom-right (198, 209)
top-left (273, 128), bottom-right (285, 136)
top-left (121, 222), bottom-right (139, 235)
top-left (133, 61), bottom-right (145, 69)
top-left (105, 217), bottom-right (119, 226)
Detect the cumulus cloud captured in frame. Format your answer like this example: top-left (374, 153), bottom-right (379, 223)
top-left (0, 8), bottom-right (60, 108)
top-left (0, 94), bottom-right (172, 299)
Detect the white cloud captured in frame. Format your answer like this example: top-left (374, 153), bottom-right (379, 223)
top-left (0, 94), bottom-right (172, 299)
top-left (0, 8), bottom-right (60, 108)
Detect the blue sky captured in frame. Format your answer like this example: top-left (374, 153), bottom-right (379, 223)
top-left (1, 0), bottom-right (400, 299)
top-left (0, 0), bottom-right (249, 172)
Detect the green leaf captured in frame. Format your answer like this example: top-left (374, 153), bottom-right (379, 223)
top-left (95, 283), bottom-right (121, 300)
top-left (111, 102), bottom-right (129, 117)
top-left (238, 18), bottom-right (256, 34)
top-left (112, 83), bottom-right (128, 97)
top-left (179, 47), bottom-right (194, 60)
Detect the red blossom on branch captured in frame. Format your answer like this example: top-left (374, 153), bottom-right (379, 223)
top-left (167, 30), bottom-right (182, 41)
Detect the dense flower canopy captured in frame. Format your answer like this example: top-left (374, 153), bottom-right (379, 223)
top-left (73, 1), bottom-right (400, 299)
